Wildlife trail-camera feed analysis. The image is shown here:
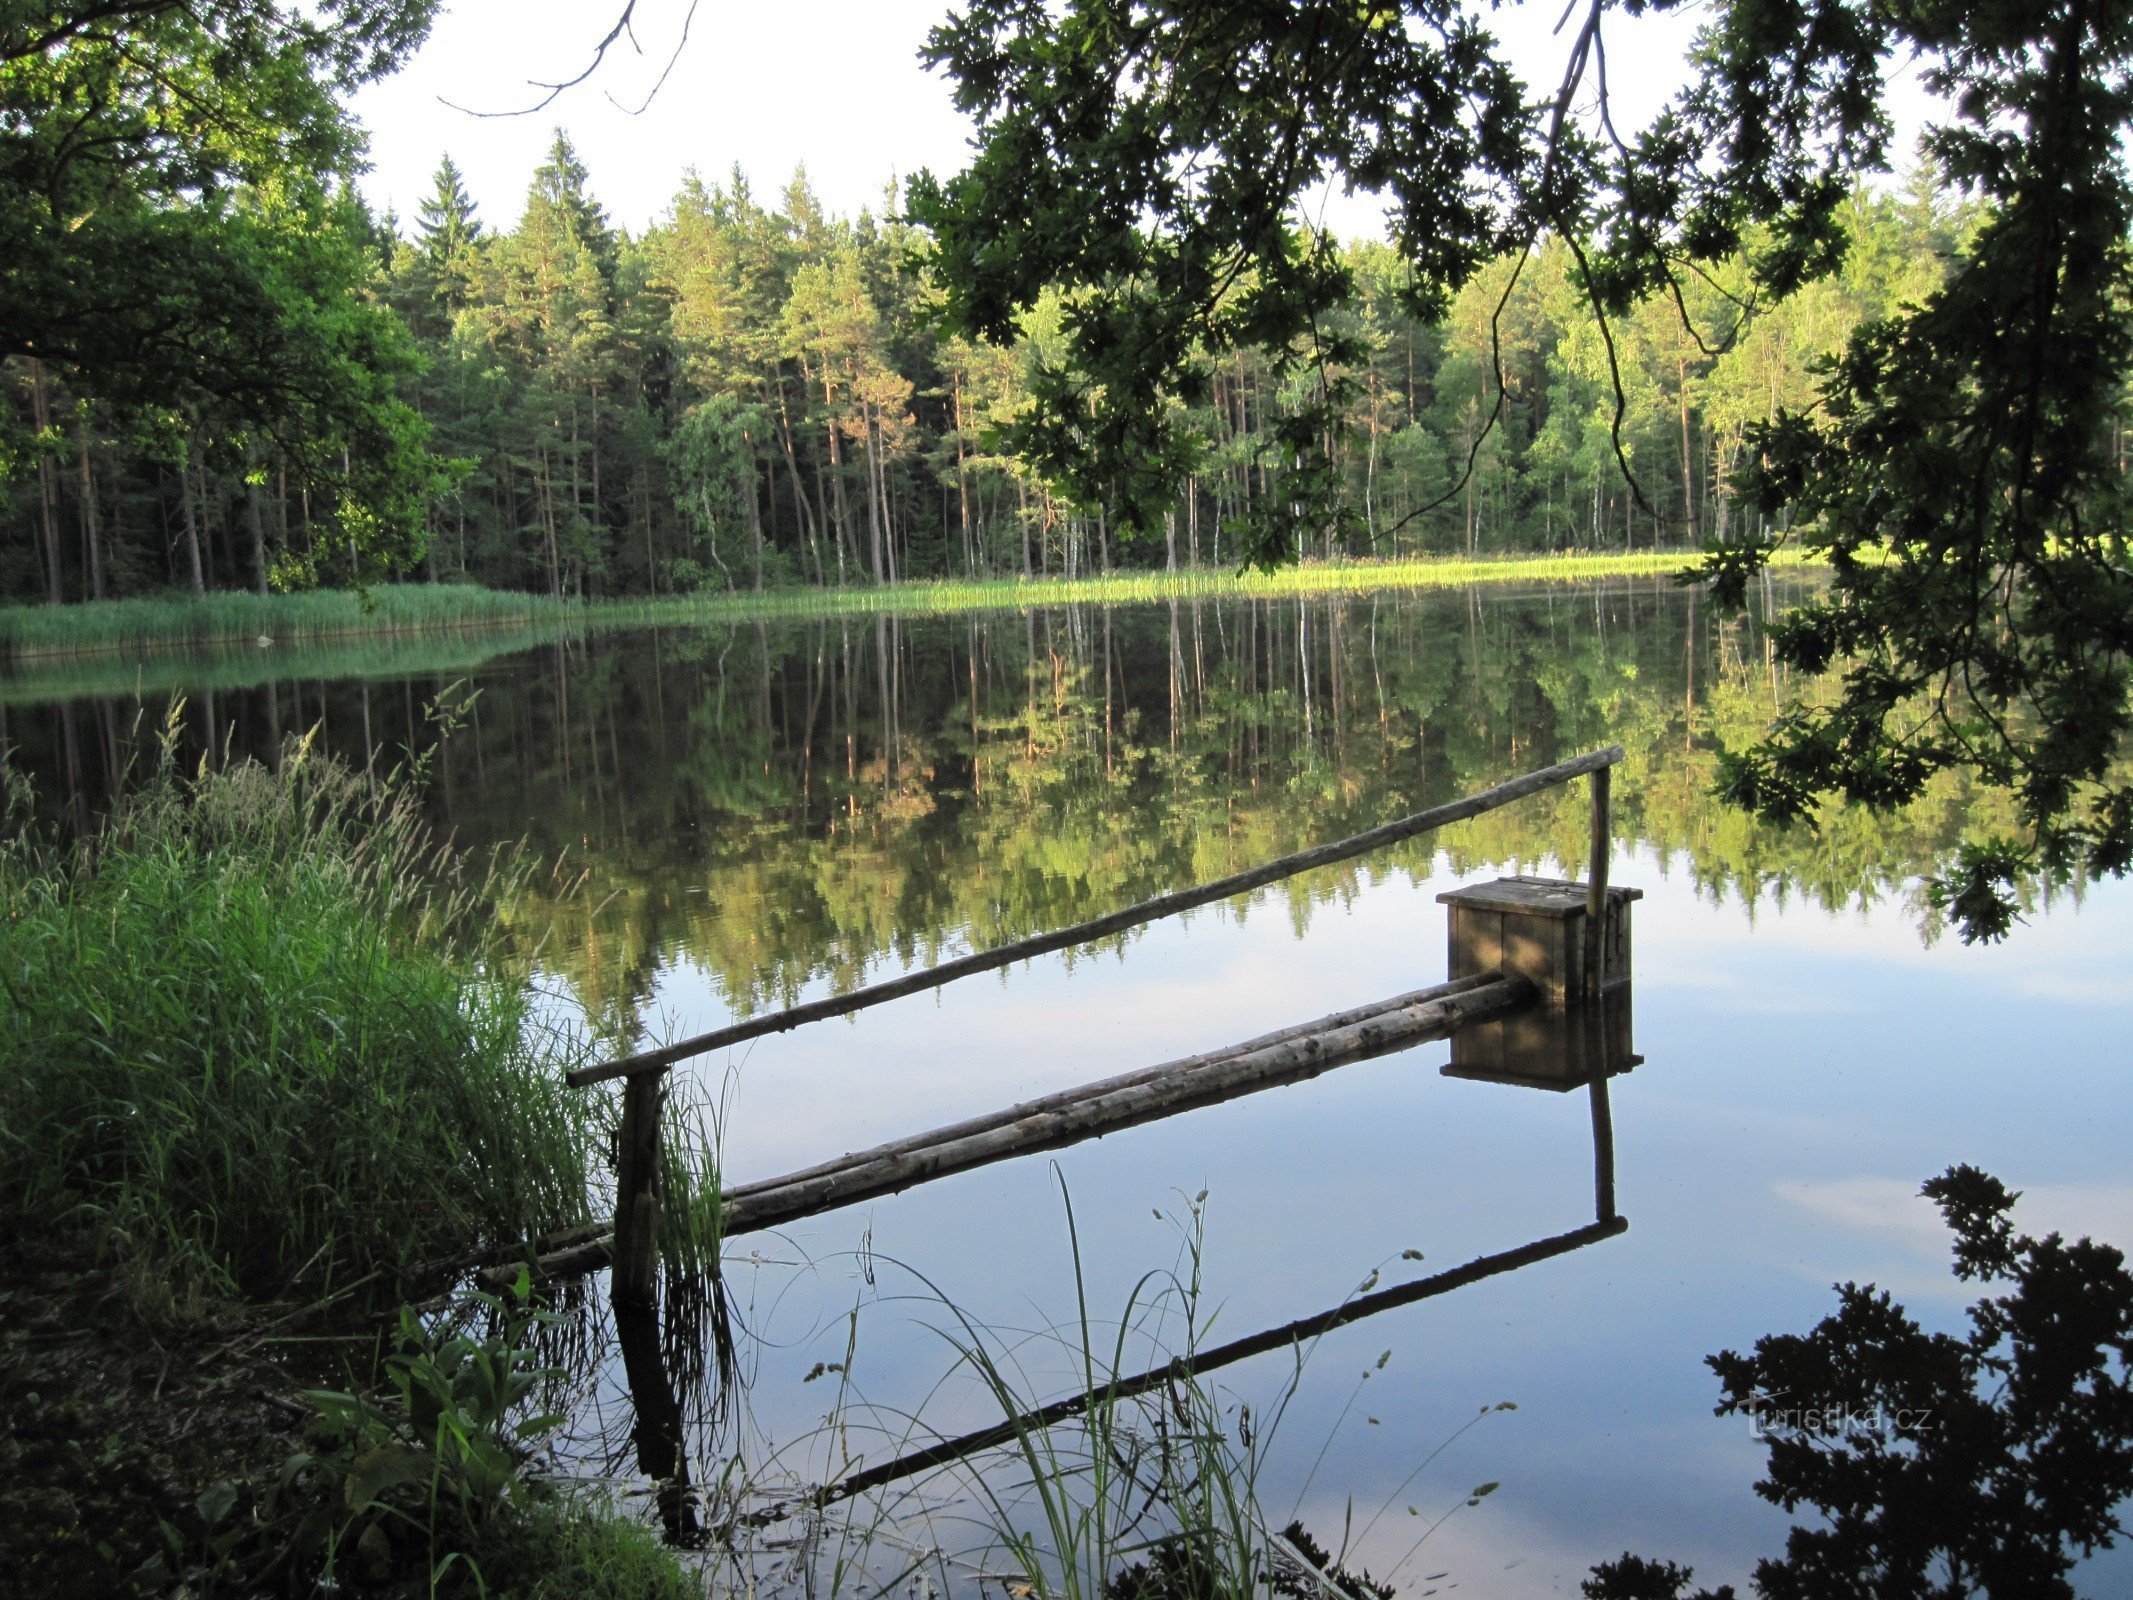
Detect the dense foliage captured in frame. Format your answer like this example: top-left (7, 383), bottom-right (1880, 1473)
top-left (910, 0), bottom-right (2133, 942)
top-left (1, 2), bottom-right (445, 593)
top-left (9, 133), bottom-right (1958, 604)
top-left (9, 1), bottom-right (2127, 938)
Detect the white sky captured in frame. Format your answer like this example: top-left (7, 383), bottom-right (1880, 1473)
top-left (345, 0), bottom-right (1719, 240)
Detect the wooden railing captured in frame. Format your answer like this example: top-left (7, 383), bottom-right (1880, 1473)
top-left (506, 743), bottom-right (1626, 1303)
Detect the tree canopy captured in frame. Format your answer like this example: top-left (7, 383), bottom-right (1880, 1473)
top-left (1, 2), bottom-right (444, 584)
top-left (907, 0), bottom-right (2133, 941)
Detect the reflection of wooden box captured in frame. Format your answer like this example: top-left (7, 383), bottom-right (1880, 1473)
top-left (1440, 984), bottom-right (1640, 1091)
top-left (1437, 876), bottom-right (1640, 1008)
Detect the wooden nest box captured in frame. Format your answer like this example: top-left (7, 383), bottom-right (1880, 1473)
top-left (1435, 875), bottom-right (1642, 1090)
top-left (1438, 875), bottom-right (1639, 1007)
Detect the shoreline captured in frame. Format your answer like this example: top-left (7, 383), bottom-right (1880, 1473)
top-left (0, 548), bottom-right (1819, 669)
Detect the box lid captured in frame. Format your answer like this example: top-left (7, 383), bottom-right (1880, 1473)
top-left (1435, 874), bottom-right (1644, 920)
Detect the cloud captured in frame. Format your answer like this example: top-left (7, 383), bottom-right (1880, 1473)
top-left (1775, 1176), bottom-right (2133, 1262)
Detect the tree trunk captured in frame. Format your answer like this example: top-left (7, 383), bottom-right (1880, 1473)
top-left (28, 359), bottom-right (63, 603)
top-left (177, 448), bottom-right (207, 596)
top-left (744, 443), bottom-right (766, 591)
top-left (76, 428), bottom-right (105, 601)
top-left (953, 368), bottom-right (973, 575)
top-left (246, 475), bottom-right (270, 595)
top-left (1018, 477), bottom-right (1032, 577)
top-left (1677, 357), bottom-right (1698, 546)
top-left (823, 373), bottom-right (851, 582)
top-left (863, 401), bottom-right (885, 584)
top-left (537, 442), bottom-right (561, 595)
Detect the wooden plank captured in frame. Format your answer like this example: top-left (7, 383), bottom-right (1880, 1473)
top-left (568, 745), bottom-right (1623, 1087)
top-left (497, 974), bottom-right (1533, 1288)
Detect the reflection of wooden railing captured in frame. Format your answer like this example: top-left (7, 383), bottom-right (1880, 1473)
top-left (742, 1213), bottom-right (1628, 1531)
top-left (570, 745), bottom-right (1625, 1088)
top-left (504, 743), bottom-right (1628, 1304)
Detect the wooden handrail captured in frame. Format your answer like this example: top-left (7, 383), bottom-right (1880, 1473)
top-left (568, 744), bottom-right (1624, 1087)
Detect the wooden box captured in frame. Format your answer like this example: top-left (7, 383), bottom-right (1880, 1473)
top-left (1436, 875), bottom-right (1640, 1008)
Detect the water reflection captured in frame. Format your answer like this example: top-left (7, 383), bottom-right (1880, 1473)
top-left (0, 576), bottom-right (2027, 1058)
top-left (6, 579), bottom-right (2127, 1591)
top-left (596, 1036), bottom-right (1634, 1554)
top-left (613, 1300), bottom-right (704, 1548)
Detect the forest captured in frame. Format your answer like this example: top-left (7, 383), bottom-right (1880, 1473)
top-left (3, 132), bottom-right (1965, 605)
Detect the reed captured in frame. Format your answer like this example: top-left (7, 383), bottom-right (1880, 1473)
top-left (0, 719), bottom-right (597, 1317)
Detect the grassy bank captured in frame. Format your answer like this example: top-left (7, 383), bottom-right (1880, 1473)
top-left (0, 729), bottom-right (595, 1315)
top-left (0, 621), bottom-right (582, 705)
top-left (0, 547), bottom-right (1817, 665)
top-left (0, 733), bottom-right (700, 1596)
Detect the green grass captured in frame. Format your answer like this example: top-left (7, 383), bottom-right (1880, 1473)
top-left (0, 548), bottom-right (1821, 668)
top-left (471, 1494), bottom-right (703, 1600)
top-left (0, 582), bottom-right (565, 662)
top-left (0, 719), bottom-right (598, 1317)
top-left (938, 1192), bottom-right (1274, 1600)
top-left (0, 622), bottom-right (579, 705)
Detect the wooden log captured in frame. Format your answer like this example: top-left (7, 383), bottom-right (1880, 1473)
top-left (482, 978), bottom-right (1508, 1279)
top-left (1583, 764), bottom-right (1611, 1000)
top-left (569, 745), bottom-right (1623, 1087)
top-left (719, 975), bottom-right (1531, 1233)
top-left (494, 974), bottom-right (1531, 1289)
top-left (735, 1215), bottom-right (1630, 1528)
top-left (720, 974), bottom-right (1506, 1205)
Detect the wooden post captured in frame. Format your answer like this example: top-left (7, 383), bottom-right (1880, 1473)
top-left (611, 1074), bottom-right (664, 1309)
top-left (1583, 764), bottom-right (1611, 1000)
top-left (1589, 1076), bottom-right (1617, 1224)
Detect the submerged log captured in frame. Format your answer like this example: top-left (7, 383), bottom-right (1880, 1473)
top-left (490, 971), bottom-right (1533, 1290)
top-left (570, 745), bottom-right (1621, 1087)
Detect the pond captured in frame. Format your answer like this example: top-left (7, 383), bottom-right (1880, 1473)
top-left (9, 574), bottom-right (2130, 1596)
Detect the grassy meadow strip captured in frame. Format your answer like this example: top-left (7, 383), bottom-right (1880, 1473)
top-left (0, 548), bottom-right (1822, 666)
top-left (0, 723), bottom-right (598, 1318)
top-left (0, 582), bottom-right (562, 662)
top-left (0, 620), bottom-right (581, 705)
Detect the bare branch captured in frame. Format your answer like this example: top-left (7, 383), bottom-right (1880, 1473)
top-left (440, 1), bottom-right (643, 118)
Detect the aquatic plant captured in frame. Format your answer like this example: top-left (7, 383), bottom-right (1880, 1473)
top-left (910, 1184), bottom-right (1509, 1600)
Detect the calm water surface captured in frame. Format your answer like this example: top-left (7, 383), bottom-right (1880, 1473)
top-left (10, 577), bottom-right (2131, 1595)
